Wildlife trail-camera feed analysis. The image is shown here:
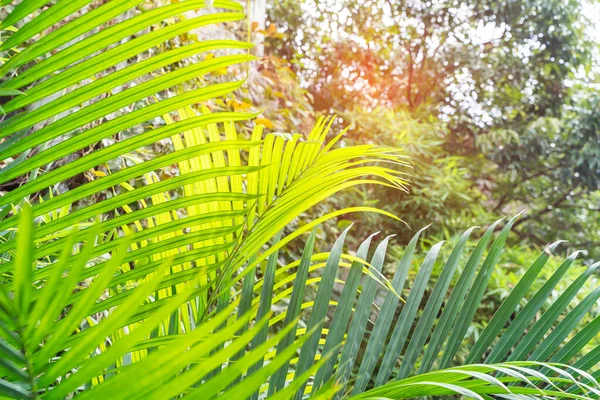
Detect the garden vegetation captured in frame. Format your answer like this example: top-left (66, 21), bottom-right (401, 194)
top-left (0, 1), bottom-right (598, 399)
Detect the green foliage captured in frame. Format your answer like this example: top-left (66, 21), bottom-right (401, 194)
top-left (0, 1), bottom-right (599, 399)
top-left (333, 107), bottom-right (487, 243)
top-left (2, 209), bottom-right (600, 398)
top-left (266, 0), bottom-right (600, 257)
top-left (269, 0), bottom-right (594, 112)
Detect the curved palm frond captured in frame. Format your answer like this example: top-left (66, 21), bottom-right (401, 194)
top-left (353, 362), bottom-right (600, 399)
top-left (2, 210), bottom-right (599, 399)
top-left (0, 205), bottom-right (328, 399)
top-left (210, 214), bottom-right (599, 399)
top-left (1, 2), bottom-right (598, 400)
top-left (0, 4), bottom-right (250, 208)
top-left (0, 1), bottom-right (408, 322)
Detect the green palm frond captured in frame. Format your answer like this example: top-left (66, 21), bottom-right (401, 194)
top-left (0, 1), bottom-right (408, 322)
top-left (229, 218), bottom-right (599, 399)
top-left (235, 215), bottom-right (599, 399)
top-left (1, 2), bottom-right (598, 400)
top-left (353, 362), bottom-right (600, 399)
top-left (0, 0), bottom-right (254, 249)
top-left (2, 210), bottom-right (599, 399)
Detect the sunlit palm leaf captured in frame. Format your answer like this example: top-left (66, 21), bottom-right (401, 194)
top-left (238, 216), bottom-right (599, 398)
top-left (1, 2), bottom-right (597, 400)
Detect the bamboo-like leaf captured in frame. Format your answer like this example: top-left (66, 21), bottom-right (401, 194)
top-left (42, 258), bottom-right (172, 388)
top-left (507, 262), bottom-right (600, 362)
top-left (1, 46), bottom-right (251, 158)
top-left (311, 232), bottom-right (378, 393)
top-left (13, 204), bottom-right (33, 320)
top-left (547, 314), bottom-right (600, 366)
top-left (270, 351), bottom-right (334, 400)
top-left (292, 226), bottom-right (352, 400)
top-left (268, 230), bottom-right (317, 395)
top-left (29, 225), bottom-right (102, 348)
top-left (439, 214), bottom-right (520, 369)
top-left (1, 0), bottom-right (145, 70)
top-left (0, 89), bottom-right (24, 96)
top-left (0, 378), bottom-right (29, 400)
top-left (466, 240), bottom-right (564, 364)
top-left (223, 325), bottom-right (325, 400)
top-left (145, 313), bottom-right (268, 400)
top-left (528, 287), bottom-right (600, 362)
top-left (398, 226), bottom-right (478, 379)
top-left (486, 251), bottom-right (582, 363)
top-left (189, 319), bottom-right (311, 400)
top-left (335, 235), bottom-right (392, 399)
top-left (1, 56), bottom-right (255, 159)
top-left (247, 231), bottom-right (282, 400)
top-left (34, 237), bottom-right (132, 372)
top-left (0, 339), bottom-right (24, 367)
top-left (230, 254), bottom-right (259, 369)
top-left (1, 4), bottom-right (243, 86)
top-left (351, 226), bottom-right (427, 391)
top-left (23, 229), bottom-right (78, 340)
top-left (69, 302), bottom-right (245, 400)
top-left (372, 241), bottom-right (445, 388)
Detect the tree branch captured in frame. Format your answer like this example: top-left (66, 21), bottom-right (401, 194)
top-left (512, 185), bottom-right (577, 229)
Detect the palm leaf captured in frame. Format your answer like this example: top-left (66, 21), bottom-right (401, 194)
top-left (2, 207), bottom-right (599, 399)
top-left (351, 362), bottom-right (600, 399)
top-left (1, 2), bottom-right (597, 400)
top-left (0, 0), bottom-right (408, 332)
top-left (224, 217), bottom-right (599, 398)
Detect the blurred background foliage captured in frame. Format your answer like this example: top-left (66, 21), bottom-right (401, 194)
top-left (263, 0), bottom-right (600, 261)
top-left (251, 0), bottom-right (600, 347)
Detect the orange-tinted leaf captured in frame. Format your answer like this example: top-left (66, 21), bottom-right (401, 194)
top-left (254, 117), bottom-right (274, 129)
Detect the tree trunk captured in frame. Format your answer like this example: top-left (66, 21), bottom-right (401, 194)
top-left (250, 0), bottom-right (267, 57)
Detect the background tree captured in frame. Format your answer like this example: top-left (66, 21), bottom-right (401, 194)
top-left (265, 0), bottom-right (600, 257)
